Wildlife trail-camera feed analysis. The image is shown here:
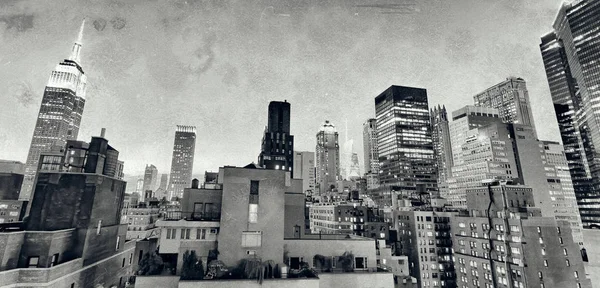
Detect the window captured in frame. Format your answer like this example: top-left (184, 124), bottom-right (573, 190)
top-left (122, 258), bottom-right (126, 267)
top-left (129, 253), bottom-right (133, 264)
top-left (50, 253), bottom-right (59, 267)
top-left (290, 257), bottom-right (303, 269)
top-left (242, 231), bottom-right (262, 247)
top-left (249, 181), bottom-right (259, 223)
top-left (180, 229), bottom-right (190, 239)
top-left (563, 249), bottom-right (568, 256)
top-left (197, 228), bottom-right (206, 240)
top-left (249, 204), bottom-right (258, 223)
top-left (566, 259), bottom-right (570, 267)
top-left (116, 236), bottom-right (120, 250)
top-left (574, 271), bottom-right (579, 279)
top-left (538, 271), bottom-right (543, 279)
top-left (543, 260), bottom-right (548, 267)
top-left (28, 256), bottom-right (39, 268)
top-left (559, 237), bottom-right (563, 244)
top-left (355, 257), bottom-right (367, 269)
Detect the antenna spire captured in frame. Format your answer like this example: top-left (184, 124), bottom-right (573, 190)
top-left (69, 18), bottom-right (86, 63)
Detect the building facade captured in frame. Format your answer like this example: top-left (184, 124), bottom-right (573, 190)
top-left (167, 125), bottom-right (196, 200)
top-left (540, 0), bottom-right (600, 228)
top-left (21, 21), bottom-right (88, 201)
top-left (363, 118), bottom-right (380, 174)
top-left (473, 77), bottom-right (537, 136)
top-left (316, 120), bottom-right (341, 194)
top-left (431, 105), bottom-right (453, 198)
top-left (395, 209), bottom-right (456, 288)
top-left (375, 85), bottom-right (437, 195)
top-left (0, 131), bottom-right (135, 288)
top-left (293, 151), bottom-right (316, 197)
top-left (452, 184), bottom-right (591, 288)
top-left (258, 101), bottom-right (295, 176)
top-left (142, 164), bottom-right (158, 200)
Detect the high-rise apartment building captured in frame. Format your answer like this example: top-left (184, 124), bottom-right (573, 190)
top-left (316, 120), bottom-right (341, 194)
top-left (396, 209), bottom-right (456, 288)
top-left (431, 105), bottom-right (453, 197)
top-left (473, 77), bottom-right (537, 136)
top-left (452, 183), bottom-right (591, 288)
top-left (258, 101), bottom-right (295, 176)
top-left (449, 106), bottom-right (502, 168)
top-left (448, 120), bottom-right (584, 244)
top-left (293, 151), bottom-right (316, 196)
top-left (363, 118), bottom-right (379, 174)
top-left (142, 164), bottom-right (158, 201)
top-left (374, 85), bottom-right (437, 194)
top-left (167, 125), bottom-right (196, 200)
top-left (21, 21), bottom-right (88, 200)
top-left (540, 0), bottom-right (600, 228)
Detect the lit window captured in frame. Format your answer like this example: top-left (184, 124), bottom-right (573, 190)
top-left (275, 165), bottom-right (280, 169)
top-left (249, 204), bottom-right (258, 223)
top-left (242, 231), bottom-right (262, 247)
top-left (116, 236), bottom-right (121, 250)
top-left (28, 256), bottom-right (39, 268)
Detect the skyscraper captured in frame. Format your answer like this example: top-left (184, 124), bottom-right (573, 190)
top-left (430, 105), bottom-right (453, 197)
top-left (21, 20), bottom-right (88, 201)
top-left (473, 77), bottom-right (537, 136)
top-left (316, 120), bottom-right (340, 194)
top-left (293, 151), bottom-right (315, 196)
top-left (362, 118), bottom-right (379, 174)
top-left (142, 164), bottom-right (158, 201)
top-left (167, 125), bottom-right (196, 200)
top-left (258, 101), bottom-right (294, 176)
top-left (540, 0), bottom-right (600, 228)
top-left (374, 85), bottom-right (437, 194)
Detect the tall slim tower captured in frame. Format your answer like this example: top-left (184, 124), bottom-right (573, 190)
top-left (21, 20), bottom-right (87, 200)
top-left (430, 105), bottom-right (453, 197)
top-left (315, 120), bottom-right (340, 194)
top-left (473, 77), bottom-right (537, 136)
top-left (142, 164), bottom-right (158, 201)
top-left (293, 151), bottom-right (315, 196)
top-left (167, 125), bottom-right (196, 200)
top-left (540, 0), bottom-right (600, 228)
top-left (374, 85), bottom-right (437, 195)
top-left (362, 118), bottom-right (379, 174)
top-left (258, 101), bottom-right (294, 176)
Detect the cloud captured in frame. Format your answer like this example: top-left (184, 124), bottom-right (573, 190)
top-left (93, 18), bottom-right (107, 31)
top-left (0, 14), bottom-right (34, 32)
top-left (110, 17), bottom-right (126, 30)
top-left (9, 81), bottom-right (34, 107)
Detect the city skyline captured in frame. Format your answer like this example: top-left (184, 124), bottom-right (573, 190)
top-left (0, 0), bottom-right (566, 176)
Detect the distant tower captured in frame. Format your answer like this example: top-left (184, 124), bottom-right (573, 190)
top-left (430, 105), bottom-right (453, 197)
top-left (258, 101), bottom-right (295, 176)
top-left (21, 20), bottom-right (88, 200)
top-left (142, 164), bottom-right (158, 201)
top-left (167, 125), bottom-right (196, 200)
top-left (375, 86), bottom-right (437, 194)
top-left (362, 118), bottom-right (379, 174)
top-left (473, 77), bottom-right (537, 136)
top-left (315, 120), bottom-right (340, 194)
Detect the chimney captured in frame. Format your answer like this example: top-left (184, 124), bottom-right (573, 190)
top-left (100, 128), bottom-right (106, 138)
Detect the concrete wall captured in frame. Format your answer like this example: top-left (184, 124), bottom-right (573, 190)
top-left (81, 224), bottom-right (127, 266)
top-left (136, 276), bottom-right (180, 288)
top-left (318, 272), bottom-right (394, 288)
top-left (18, 229), bottom-right (76, 268)
top-left (157, 220), bottom-right (219, 254)
top-left (284, 190), bottom-right (305, 239)
top-left (0, 231), bottom-right (24, 270)
top-left (284, 238), bottom-right (377, 270)
top-left (584, 229), bottom-right (600, 288)
top-left (218, 168), bottom-right (287, 266)
top-left (0, 241), bottom-right (135, 287)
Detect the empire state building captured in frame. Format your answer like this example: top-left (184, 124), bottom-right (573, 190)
top-left (21, 20), bottom-right (88, 200)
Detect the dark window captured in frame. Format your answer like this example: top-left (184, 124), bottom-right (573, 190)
top-left (122, 258), bottom-right (126, 267)
top-left (250, 180), bottom-right (259, 204)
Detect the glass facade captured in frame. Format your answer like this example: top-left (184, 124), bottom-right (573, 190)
top-left (541, 0), bottom-right (600, 228)
top-left (374, 86), bottom-right (436, 194)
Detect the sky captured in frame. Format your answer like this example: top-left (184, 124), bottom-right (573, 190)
top-left (0, 0), bottom-right (564, 177)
